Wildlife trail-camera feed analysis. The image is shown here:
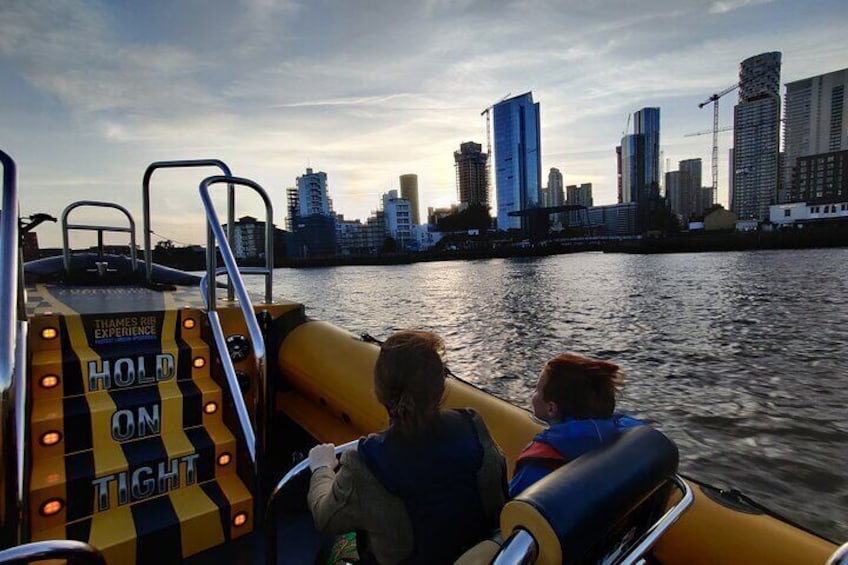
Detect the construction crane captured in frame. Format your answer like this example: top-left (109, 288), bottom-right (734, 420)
top-left (684, 125), bottom-right (733, 137)
top-left (699, 83), bottom-right (738, 202)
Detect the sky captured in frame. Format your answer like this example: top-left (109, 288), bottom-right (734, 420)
top-left (2, 0), bottom-right (847, 247)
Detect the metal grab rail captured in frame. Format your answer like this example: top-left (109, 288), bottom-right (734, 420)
top-left (13, 323), bottom-right (27, 544)
top-left (0, 540), bottom-right (106, 565)
top-left (61, 201), bottom-right (137, 273)
top-left (264, 441), bottom-right (359, 565)
top-left (826, 541), bottom-right (848, 565)
top-left (142, 159), bottom-right (233, 289)
top-left (198, 174), bottom-right (273, 511)
top-left (493, 475), bottom-right (694, 565)
top-left (0, 150), bottom-right (21, 547)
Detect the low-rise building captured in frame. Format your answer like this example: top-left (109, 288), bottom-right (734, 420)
top-left (703, 208), bottom-right (738, 231)
top-left (770, 200), bottom-right (848, 225)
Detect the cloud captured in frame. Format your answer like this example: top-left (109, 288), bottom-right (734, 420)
top-left (271, 93), bottom-right (415, 109)
top-left (709, 0), bottom-right (774, 14)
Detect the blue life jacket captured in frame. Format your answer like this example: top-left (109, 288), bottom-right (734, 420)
top-left (509, 413), bottom-right (645, 497)
top-left (358, 409), bottom-right (489, 564)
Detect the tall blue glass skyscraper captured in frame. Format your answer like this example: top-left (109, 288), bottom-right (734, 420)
top-left (620, 107), bottom-right (660, 204)
top-left (634, 107), bottom-right (660, 201)
top-left (493, 92), bottom-right (542, 231)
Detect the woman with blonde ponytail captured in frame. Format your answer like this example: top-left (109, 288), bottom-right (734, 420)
top-left (307, 330), bottom-right (506, 564)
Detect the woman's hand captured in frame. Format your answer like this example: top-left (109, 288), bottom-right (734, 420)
top-left (308, 443), bottom-right (337, 472)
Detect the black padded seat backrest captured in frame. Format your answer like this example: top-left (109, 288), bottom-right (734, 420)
top-left (500, 426), bottom-right (679, 565)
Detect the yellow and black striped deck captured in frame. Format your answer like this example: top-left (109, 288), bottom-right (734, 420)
top-left (23, 283), bottom-right (290, 563)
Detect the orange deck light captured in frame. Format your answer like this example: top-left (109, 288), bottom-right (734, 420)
top-left (217, 453), bottom-right (232, 466)
top-left (40, 328), bottom-right (58, 340)
top-left (193, 357), bottom-right (206, 369)
top-left (204, 401), bottom-right (218, 415)
top-left (40, 431), bottom-right (62, 447)
top-left (233, 512), bottom-right (248, 527)
top-left (183, 318), bottom-right (196, 330)
top-left (40, 498), bottom-right (64, 517)
top-left (40, 375), bottom-right (60, 389)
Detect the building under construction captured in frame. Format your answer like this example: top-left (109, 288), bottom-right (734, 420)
top-left (454, 141), bottom-right (489, 208)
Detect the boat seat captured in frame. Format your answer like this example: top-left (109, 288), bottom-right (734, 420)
top-left (496, 426), bottom-right (689, 564)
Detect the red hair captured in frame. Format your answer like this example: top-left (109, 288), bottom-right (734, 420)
top-left (542, 353), bottom-right (624, 419)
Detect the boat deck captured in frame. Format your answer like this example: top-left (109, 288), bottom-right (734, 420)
top-left (25, 283), bottom-right (210, 318)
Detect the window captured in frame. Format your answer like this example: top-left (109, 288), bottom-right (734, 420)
top-left (784, 209), bottom-right (791, 217)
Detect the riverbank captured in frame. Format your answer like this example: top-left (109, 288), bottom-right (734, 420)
top-left (603, 223), bottom-right (848, 254)
top-left (277, 224), bottom-right (848, 268)
top-left (44, 222), bottom-right (846, 270)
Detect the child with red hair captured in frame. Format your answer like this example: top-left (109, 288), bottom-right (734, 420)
top-left (509, 353), bottom-right (645, 497)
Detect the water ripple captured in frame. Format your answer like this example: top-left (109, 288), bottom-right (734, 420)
top-left (254, 249), bottom-right (848, 540)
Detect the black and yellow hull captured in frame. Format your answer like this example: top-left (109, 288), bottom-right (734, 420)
top-left (19, 282), bottom-right (838, 564)
top-left (276, 319), bottom-right (838, 565)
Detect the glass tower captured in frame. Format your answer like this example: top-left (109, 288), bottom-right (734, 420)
top-left (634, 107), bottom-right (661, 201)
top-left (493, 92), bottom-right (542, 231)
top-left (732, 52), bottom-right (782, 220)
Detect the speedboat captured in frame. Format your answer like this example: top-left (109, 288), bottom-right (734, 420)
top-left (0, 150), bottom-right (844, 564)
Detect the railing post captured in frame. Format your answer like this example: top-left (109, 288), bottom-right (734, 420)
top-left (60, 201), bottom-right (137, 273)
top-left (141, 159), bottom-right (232, 284)
top-left (198, 174), bottom-right (274, 524)
top-left (0, 150), bottom-right (20, 548)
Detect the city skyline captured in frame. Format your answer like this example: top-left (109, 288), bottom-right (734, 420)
top-left (2, 1), bottom-right (847, 246)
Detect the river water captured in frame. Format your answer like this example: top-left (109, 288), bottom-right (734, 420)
top-left (247, 248), bottom-right (848, 541)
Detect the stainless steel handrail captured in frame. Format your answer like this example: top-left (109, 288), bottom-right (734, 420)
top-left (204, 310), bottom-right (256, 462)
top-left (492, 530), bottom-right (537, 565)
top-left (198, 174), bottom-right (273, 513)
top-left (264, 441), bottom-right (359, 565)
top-left (0, 150), bottom-right (21, 547)
top-left (617, 475), bottom-right (693, 565)
top-left (493, 475), bottom-right (694, 565)
top-left (0, 540), bottom-right (106, 565)
top-left (0, 151), bottom-right (20, 392)
top-left (826, 541), bottom-right (848, 565)
top-left (13, 323), bottom-right (27, 543)
top-left (142, 160), bottom-right (233, 294)
top-left (61, 201), bottom-right (137, 272)
top-left (0, 151), bottom-right (26, 545)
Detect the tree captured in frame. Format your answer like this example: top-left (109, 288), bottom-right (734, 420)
top-left (436, 204), bottom-right (491, 232)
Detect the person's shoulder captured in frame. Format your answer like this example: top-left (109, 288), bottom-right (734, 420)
top-left (612, 413), bottom-right (648, 429)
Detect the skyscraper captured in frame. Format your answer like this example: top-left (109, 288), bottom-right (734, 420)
top-left (454, 142), bottom-right (489, 208)
top-left (493, 92), bottom-right (542, 230)
top-left (666, 159), bottom-right (702, 222)
top-left (732, 52), bottom-right (782, 220)
top-left (399, 174), bottom-right (420, 225)
top-left (620, 107), bottom-right (660, 205)
top-left (634, 107), bottom-right (661, 201)
top-left (784, 68), bottom-right (848, 201)
top-left (547, 168), bottom-right (564, 207)
top-left (620, 134), bottom-right (644, 203)
top-left (680, 158), bottom-right (703, 217)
